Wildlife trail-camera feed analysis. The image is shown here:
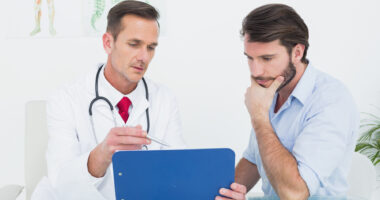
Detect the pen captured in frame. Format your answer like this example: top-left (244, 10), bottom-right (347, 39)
top-left (122, 124), bottom-right (170, 147)
top-left (146, 135), bottom-right (171, 147)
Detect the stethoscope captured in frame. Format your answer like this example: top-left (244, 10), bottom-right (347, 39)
top-left (88, 64), bottom-right (150, 146)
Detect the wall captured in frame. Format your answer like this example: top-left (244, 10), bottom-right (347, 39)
top-left (1, 0), bottom-right (380, 196)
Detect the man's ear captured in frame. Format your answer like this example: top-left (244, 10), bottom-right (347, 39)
top-left (292, 44), bottom-right (305, 63)
top-left (103, 32), bottom-right (114, 55)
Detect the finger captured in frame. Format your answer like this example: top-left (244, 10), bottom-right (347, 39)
top-left (245, 88), bottom-right (251, 105)
top-left (250, 76), bottom-right (259, 87)
top-left (142, 130), bottom-right (148, 138)
top-left (215, 196), bottom-right (232, 200)
top-left (113, 127), bottom-right (146, 137)
top-left (116, 135), bottom-right (151, 145)
top-left (219, 188), bottom-right (245, 200)
top-left (245, 88), bottom-right (249, 99)
top-left (231, 183), bottom-right (247, 194)
top-left (126, 126), bottom-right (146, 136)
top-left (269, 76), bottom-right (284, 92)
top-left (111, 144), bottom-right (142, 153)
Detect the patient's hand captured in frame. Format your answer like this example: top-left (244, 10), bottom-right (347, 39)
top-left (215, 182), bottom-right (247, 200)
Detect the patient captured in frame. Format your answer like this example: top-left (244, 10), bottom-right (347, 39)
top-left (216, 4), bottom-right (359, 200)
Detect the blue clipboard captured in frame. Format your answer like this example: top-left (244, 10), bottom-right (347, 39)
top-left (112, 148), bottom-right (235, 200)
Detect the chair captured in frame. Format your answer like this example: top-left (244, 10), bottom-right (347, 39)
top-left (347, 152), bottom-right (377, 199)
top-left (0, 185), bottom-right (24, 200)
top-left (0, 101), bottom-right (48, 200)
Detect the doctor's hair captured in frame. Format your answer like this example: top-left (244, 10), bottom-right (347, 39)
top-left (107, 0), bottom-right (160, 40)
top-left (241, 4), bottom-right (309, 64)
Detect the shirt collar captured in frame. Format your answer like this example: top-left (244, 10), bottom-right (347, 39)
top-left (289, 63), bottom-right (316, 106)
top-left (99, 65), bottom-right (145, 109)
top-left (269, 63), bottom-right (316, 119)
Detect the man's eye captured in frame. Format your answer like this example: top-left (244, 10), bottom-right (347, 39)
top-left (148, 46), bottom-right (156, 51)
top-left (263, 57), bottom-right (272, 61)
top-left (129, 43), bottom-right (138, 47)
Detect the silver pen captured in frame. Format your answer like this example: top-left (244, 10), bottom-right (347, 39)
top-left (121, 124), bottom-right (170, 147)
top-left (146, 135), bottom-right (171, 147)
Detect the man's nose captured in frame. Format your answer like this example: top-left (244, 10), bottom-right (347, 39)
top-left (136, 48), bottom-right (149, 63)
top-left (250, 61), bottom-right (264, 77)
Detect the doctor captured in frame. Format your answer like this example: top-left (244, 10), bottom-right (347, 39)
top-left (32, 1), bottom-right (186, 199)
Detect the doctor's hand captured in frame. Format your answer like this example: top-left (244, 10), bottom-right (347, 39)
top-left (215, 182), bottom-right (247, 200)
top-left (245, 76), bottom-right (284, 122)
top-left (88, 125), bottom-right (151, 178)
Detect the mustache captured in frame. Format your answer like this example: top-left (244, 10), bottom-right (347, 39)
top-left (251, 75), bottom-right (275, 81)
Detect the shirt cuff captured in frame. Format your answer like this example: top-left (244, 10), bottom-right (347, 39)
top-left (243, 149), bottom-right (256, 165)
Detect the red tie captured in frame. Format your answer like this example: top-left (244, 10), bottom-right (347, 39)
top-left (117, 97), bottom-right (132, 123)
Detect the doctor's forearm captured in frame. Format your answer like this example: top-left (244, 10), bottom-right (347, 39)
top-left (88, 145), bottom-right (111, 178)
top-left (253, 119), bottom-right (309, 200)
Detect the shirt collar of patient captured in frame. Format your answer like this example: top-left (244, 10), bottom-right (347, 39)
top-left (290, 63), bottom-right (315, 106)
top-left (270, 63), bottom-right (315, 116)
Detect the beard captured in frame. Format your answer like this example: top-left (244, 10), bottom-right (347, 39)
top-left (276, 61), bottom-right (296, 92)
top-left (252, 60), bottom-right (296, 92)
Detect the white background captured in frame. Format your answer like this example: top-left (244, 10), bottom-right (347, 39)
top-left (1, 0), bottom-right (380, 197)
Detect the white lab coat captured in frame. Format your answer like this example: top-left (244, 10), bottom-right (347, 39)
top-left (32, 65), bottom-right (186, 200)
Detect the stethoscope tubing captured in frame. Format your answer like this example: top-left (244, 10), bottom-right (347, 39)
top-left (88, 64), bottom-right (150, 144)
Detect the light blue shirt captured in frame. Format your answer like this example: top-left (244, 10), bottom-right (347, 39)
top-left (243, 64), bottom-right (359, 196)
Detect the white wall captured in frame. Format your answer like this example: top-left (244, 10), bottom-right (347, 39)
top-left (1, 0), bottom-right (380, 196)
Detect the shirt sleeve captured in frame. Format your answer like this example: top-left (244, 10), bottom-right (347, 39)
top-left (46, 89), bottom-right (105, 191)
top-left (243, 129), bottom-right (257, 165)
top-left (292, 85), bottom-right (359, 195)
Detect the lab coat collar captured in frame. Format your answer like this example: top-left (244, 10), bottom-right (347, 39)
top-left (126, 80), bottom-right (150, 126)
top-left (98, 64), bottom-right (150, 127)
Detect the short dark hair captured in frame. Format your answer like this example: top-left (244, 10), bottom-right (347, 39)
top-left (107, 0), bottom-right (160, 40)
top-left (241, 4), bottom-right (309, 64)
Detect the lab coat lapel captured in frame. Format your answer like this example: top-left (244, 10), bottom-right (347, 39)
top-left (91, 102), bottom-right (117, 142)
top-left (93, 102), bottom-right (115, 122)
top-left (126, 94), bottom-right (149, 128)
